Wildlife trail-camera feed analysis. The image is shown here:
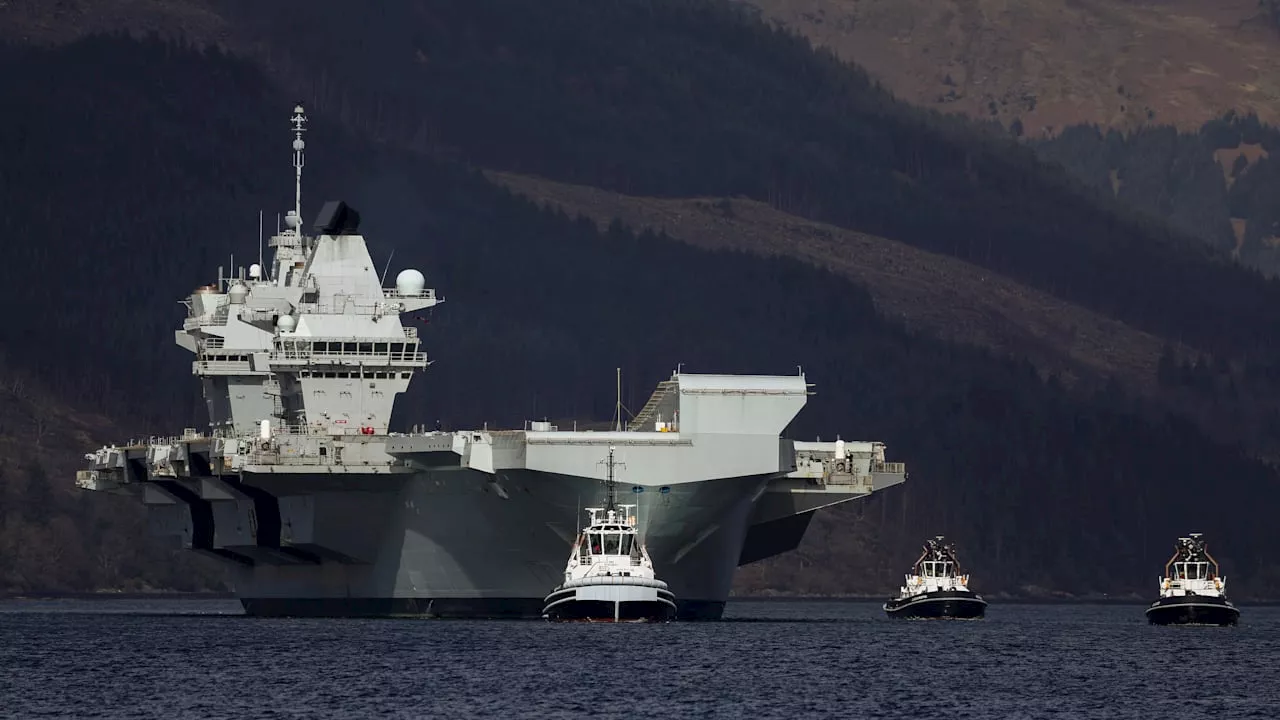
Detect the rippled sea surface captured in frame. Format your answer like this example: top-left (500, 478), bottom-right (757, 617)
top-left (2, 599), bottom-right (1277, 719)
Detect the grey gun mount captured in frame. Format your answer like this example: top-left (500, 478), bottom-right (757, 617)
top-left (75, 102), bottom-right (907, 619)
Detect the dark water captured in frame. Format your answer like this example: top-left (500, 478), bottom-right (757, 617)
top-left (1, 599), bottom-right (1276, 719)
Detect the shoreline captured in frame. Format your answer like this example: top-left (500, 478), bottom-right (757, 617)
top-left (5, 591), bottom-right (1280, 606)
top-left (730, 594), bottom-right (1280, 606)
top-left (0, 592), bottom-right (237, 601)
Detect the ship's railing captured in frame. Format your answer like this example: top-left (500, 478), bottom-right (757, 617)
top-left (195, 359), bottom-right (253, 373)
top-left (294, 293), bottom-right (434, 317)
top-left (873, 461), bottom-right (906, 474)
top-left (119, 433), bottom-right (213, 449)
top-left (182, 309), bottom-right (229, 330)
top-left (818, 473), bottom-right (875, 489)
top-left (383, 288), bottom-right (438, 302)
top-left (243, 452), bottom-right (337, 466)
top-left (239, 309), bottom-right (280, 323)
top-left (271, 337), bottom-right (426, 365)
top-left (271, 352), bottom-right (428, 367)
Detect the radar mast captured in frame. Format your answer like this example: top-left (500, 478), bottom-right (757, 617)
top-left (291, 103), bottom-right (307, 233)
top-left (600, 445), bottom-right (622, 514)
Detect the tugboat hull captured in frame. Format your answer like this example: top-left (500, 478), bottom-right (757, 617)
top-left (543, 582), bottom-right (677, 623)
top-left (1146, 595), bottom-right (1239, 626)
top-left (884, 590), bottom-right (987, 619)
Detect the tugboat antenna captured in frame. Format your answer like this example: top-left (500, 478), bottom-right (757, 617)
top-left (606, 446), bottom-right (616, 512)
top-left (600, 445), bottom-right (625, 514)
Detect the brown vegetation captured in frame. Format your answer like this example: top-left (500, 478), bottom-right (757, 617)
top-left (745, 0), bottom-right (1280, 134)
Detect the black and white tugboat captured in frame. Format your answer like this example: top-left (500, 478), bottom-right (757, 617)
top-left (542, 447), bottom-right (677, 623)
top-left (1146, 533), bottom-right (1239, 626)
top-left (884, 536), bottom-right (987, 619)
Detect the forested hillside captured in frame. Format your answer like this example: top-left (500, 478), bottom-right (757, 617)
top-left (4, 33), bottom-right (1280, 598)
top-left (1034, 113), bottom-right (1280, 276)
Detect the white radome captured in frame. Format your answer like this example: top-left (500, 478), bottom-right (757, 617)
top-left (276, 315), bottom-right (296, 333)
top-left (396, 269), bottom-right (426, 296)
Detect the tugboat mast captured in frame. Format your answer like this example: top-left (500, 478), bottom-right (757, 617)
top-left (603, 445), bottom-right (619, 514)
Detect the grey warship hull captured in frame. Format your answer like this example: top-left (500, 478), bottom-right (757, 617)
top-left (74, 103), bottom-right (908, 618)
top-left (84, 419), bottom-right (907, 619)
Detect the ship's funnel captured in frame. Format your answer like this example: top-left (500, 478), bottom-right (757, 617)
top-left (314, 200), bottom-right (361, 235)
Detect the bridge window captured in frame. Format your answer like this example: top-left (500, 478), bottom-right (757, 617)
top-left (603, 533), bottom-right (620, 555)
top-left (374, 343), bottom-right (388, 354)
top-left (589, 534), bottom-right (602, 554)
top-left (619, 535), bottom-right (633, 555)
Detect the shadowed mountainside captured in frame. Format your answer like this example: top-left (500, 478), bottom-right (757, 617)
top-left (8, 1), bottom-right (1280, 365)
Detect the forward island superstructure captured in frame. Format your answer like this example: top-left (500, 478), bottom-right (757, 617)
top-left (75, 103), bottom-right (908, 619)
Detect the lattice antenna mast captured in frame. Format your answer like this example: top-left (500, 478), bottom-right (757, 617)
top-left (598, 445), bottom-right (625, 514)
top-left (291, 104), bottom-right (307, 234)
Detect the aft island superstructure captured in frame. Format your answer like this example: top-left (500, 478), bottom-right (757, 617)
top-left (75, 103), bottom-right (908, 619)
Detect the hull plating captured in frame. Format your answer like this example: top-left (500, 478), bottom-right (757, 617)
top-left (1145, 595), bottom-right (1239, 626)
top-left (542, 583), bottom-right (677, 623)
top-left (207, 467), bottom-right (767, 619)
top-left (884, 590), bottom-right (987, 619)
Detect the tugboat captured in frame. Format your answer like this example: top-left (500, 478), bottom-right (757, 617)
top-left (541, 446), bottom-right (677, 623)
top-left (884, 536), bottom-right (987, 619)
top-left (1146, 533), bottom-right (1239, 626)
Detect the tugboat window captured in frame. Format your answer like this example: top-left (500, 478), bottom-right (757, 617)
top-left (619, 535), bottom-right (633, 555)
top-left (604, 534), bottom-right (620, 555)
top-left (591, 535), bottom-right (602, 554)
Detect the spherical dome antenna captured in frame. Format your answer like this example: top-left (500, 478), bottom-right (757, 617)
top-left (249, 263), bottom-right (262, 280)
top-left (228, 282), bottom-right (248, 304)
top-left (396, 269), bottom-right (426, 296)
top-left (285, 211), bottom-right (301, 229)
top-left (276, 315), bottom-right (296, 333)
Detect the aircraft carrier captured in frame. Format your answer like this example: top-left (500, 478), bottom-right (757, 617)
top-left (75, 104), bottom-right (908, 619)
